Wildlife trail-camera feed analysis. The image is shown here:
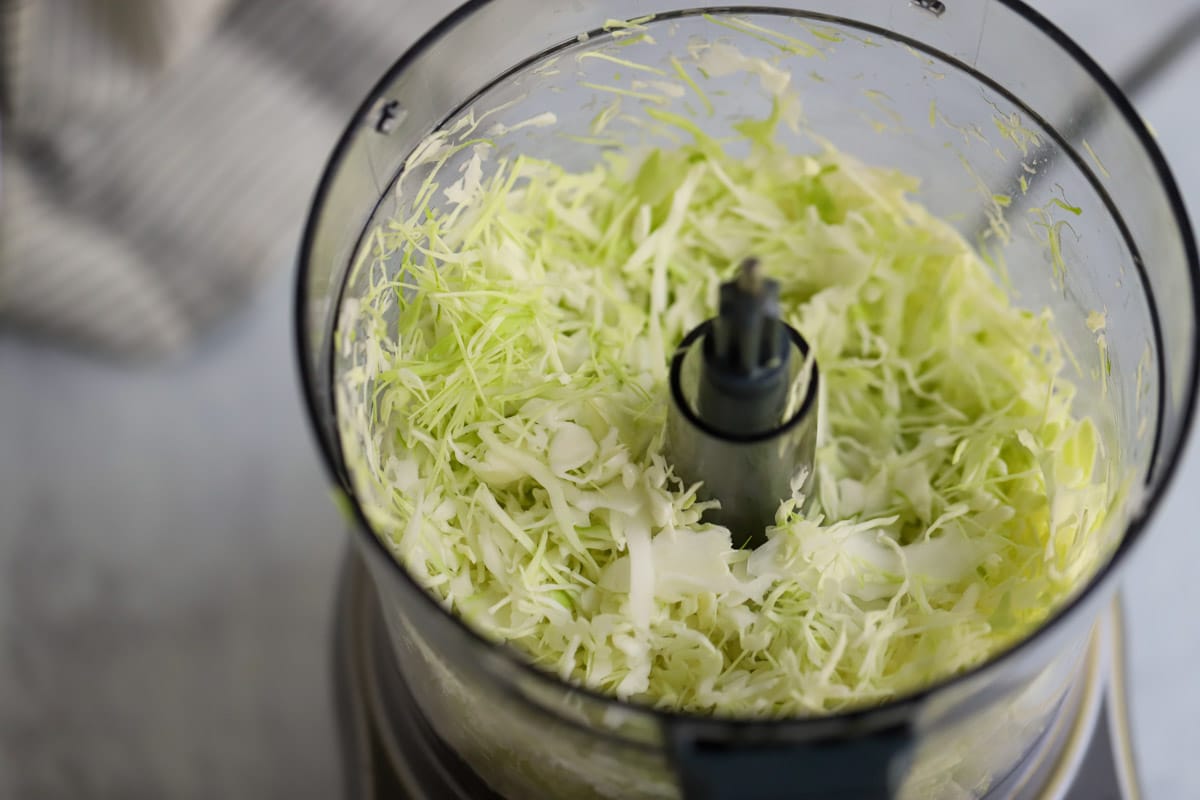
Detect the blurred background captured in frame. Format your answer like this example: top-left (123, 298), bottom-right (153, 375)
top-left (0, 0), bottom-right (1197, 797)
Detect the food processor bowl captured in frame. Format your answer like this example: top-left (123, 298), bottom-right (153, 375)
top-left (297, 1), bottom-right (1199, 798)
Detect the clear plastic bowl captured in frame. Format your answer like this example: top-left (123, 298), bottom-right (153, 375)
top-left (297, 2), bottom-right (1199, 797)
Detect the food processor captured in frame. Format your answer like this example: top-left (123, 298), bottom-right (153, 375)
top-left (295, 1), bottom-right (1200, 797)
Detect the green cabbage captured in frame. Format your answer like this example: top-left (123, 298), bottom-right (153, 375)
top-left (339, 112), bottom-right (1117, 717)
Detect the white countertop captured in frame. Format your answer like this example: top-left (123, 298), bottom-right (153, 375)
top-left (1, 2), bottom-right (1197, 797)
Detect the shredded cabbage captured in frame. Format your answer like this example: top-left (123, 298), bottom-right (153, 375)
top-left (339, 112), bottom-right (1117, 717)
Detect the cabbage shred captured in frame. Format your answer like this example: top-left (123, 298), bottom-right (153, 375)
top-left (340, 119), bottom-right (1113, 716)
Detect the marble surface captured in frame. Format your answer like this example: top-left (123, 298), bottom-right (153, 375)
top-left (1, 2), bottom-right (1198, 798)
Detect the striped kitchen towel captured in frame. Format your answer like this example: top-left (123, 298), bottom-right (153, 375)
top-left (0, 0), bottom-right (448, 358)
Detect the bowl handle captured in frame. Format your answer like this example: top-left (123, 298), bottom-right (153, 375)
top-left (666, 721), bottom-right (912, 800)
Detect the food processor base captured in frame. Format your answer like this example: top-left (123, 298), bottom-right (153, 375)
top-left (332, 551), bottom-right (1141, 800)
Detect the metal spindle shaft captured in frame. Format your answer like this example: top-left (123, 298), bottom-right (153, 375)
top-left (667, 259), bottom-right (819, 548)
